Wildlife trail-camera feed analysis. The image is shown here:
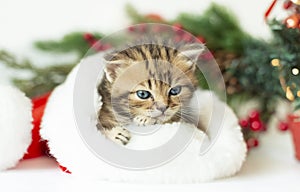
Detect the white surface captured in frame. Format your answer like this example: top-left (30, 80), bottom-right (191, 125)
top-left (0, 128), bottom-right (299, 192)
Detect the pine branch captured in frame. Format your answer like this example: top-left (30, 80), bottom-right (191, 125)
top-left (175, 3), bottom-right (250, 54)
top-left (0, 50), bottom-right (74, 97)
top-left (0, 50), bottom-right (34, 70)
top-left (34, 32), bottom-right (103, 57)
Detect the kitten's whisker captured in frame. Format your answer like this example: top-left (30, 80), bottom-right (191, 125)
top-left (179, 110), bottom-right (196, 115)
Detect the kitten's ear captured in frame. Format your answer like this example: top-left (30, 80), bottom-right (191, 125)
top-left (178, 43), bottom-right (205, 66)
top-left (104, 62), bottom-right (122, 83)
top-left (103, 52), bottom-right (126, 83)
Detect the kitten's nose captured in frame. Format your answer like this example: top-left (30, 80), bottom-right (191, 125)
top-left (157, 105), bottom-right (168, 113)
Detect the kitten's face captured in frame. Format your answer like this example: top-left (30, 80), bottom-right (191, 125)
top-left (127, 63), bottom-right (194, 123)
top-left (105, 44), bottom-right (203, 124)
top-left (128, 80), bottom-right (186, 123)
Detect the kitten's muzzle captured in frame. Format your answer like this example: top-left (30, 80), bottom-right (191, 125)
top-left (154, 102), bottom-right (168, 113)
top-left (157, 105), bottom-right (168, 113)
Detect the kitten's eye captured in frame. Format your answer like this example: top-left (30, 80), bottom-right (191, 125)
top-left (136, 90), bottom-right (151, 99)
top-left (169, 86), bottom-right (182, 96)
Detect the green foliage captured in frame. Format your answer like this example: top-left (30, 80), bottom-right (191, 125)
top-left (34, 32), bottom-right (103, 57)
top-left (195, 68), bottom-right (209, 89)
top-left (126, 4), bottom-right (154, 24)
top-left (0, 31), bottom-right (104, 97)
top-left (229, 38), bottom-right (284, 98)
top-left (0, 3), bottom-right (298, 113)
top-left (294, 99), bottom-right (300, 111)
top-left (127, 3), bottom-right (249, 54)
top-left (0, 50), bottom-right (74, 97)
top-left (269, 20), bottom-right (300, 111)
top-left (175, 4), bottom-right (249, 54)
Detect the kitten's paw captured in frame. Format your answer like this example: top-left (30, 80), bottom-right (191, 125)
top-left (104, 126), bottom-right (131, 145)
top-left (134, 116), bottom-right (156, 126)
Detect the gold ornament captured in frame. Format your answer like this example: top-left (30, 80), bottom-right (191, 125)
top-left (286, 86), bottom-right (295, 101)
top-left (291, 0), bottom-right (300, 5)
top-left (285, 14), bottom-right (300, 29)
top-left (271, 58), bottom-right (280, 67)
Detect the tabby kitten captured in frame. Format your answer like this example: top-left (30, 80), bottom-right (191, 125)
top-left (97, 42), bottom-right (204, 145)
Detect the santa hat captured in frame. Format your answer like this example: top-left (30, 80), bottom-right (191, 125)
top-left (0, 85), bottom-right (50, 171)
top-left (0, 85), bottom-right (32, 171)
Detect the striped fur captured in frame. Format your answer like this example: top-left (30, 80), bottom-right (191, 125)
top-left (97, 42), bottom-right (204, 145)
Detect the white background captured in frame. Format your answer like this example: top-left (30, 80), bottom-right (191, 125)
top-left (0, 0), bottom-right (281, 85)
top-left (0, 0), bottom-right (276, 52)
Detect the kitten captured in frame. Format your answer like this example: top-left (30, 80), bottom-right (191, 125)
top-left (97, 41), bottom-right (204, 145)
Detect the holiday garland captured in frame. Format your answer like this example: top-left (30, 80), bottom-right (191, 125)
top-left (0, 3), bottom-right (299, 150)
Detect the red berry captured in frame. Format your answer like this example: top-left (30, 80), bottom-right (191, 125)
top-left (138, 24), bottom-right (147, 32)
top-left (239, 119), bottom-right (249, 128)
top-left (247, 138), bottom-right (259, 148)
top-left (101, 43), bottom-right (111, 50)
top-left (283, 0), bottom-right (293, 9)
top-left (152, 25), bottom-right (163, 33)
top-left (172, 23), bottom-right (184, 35)
top-left (92, 42), bottom-right (102, 50)
top-left (261, 123), bottom-right (267, 132)
top-left (173, 23), bottom-right (183, 30)
top-left (83, 33), bottom-right (94, 41)
top-left (278, 121), bottom-right (289, 131)
top-left (128, 26), bottom-right (136, 32)
top-left (145, 13), bottom-right (164, 22)
top-left (250, 120), bottom-right (262, 131)
top-left (182, 33), bottom-right (193, 42)
top-left (200, 51), bottom-right (214, 60)
top-left (196, 36), bottom-right (206, 43)
top-left (249, 110), bottom-right (260, 121)
top-left (173, 35), bottom-right (182, 43)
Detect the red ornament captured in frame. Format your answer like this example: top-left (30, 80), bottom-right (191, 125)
top-left (285, 14), bottom-right (300, 28)
top-left (250, 120), bottom-right (262, 131)
top-left (247, 138), bottom-right (259, 149)
top-left (278, 121), bottom-right (289, 131)
top-left (288, 115), bottom-right (300, 160)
